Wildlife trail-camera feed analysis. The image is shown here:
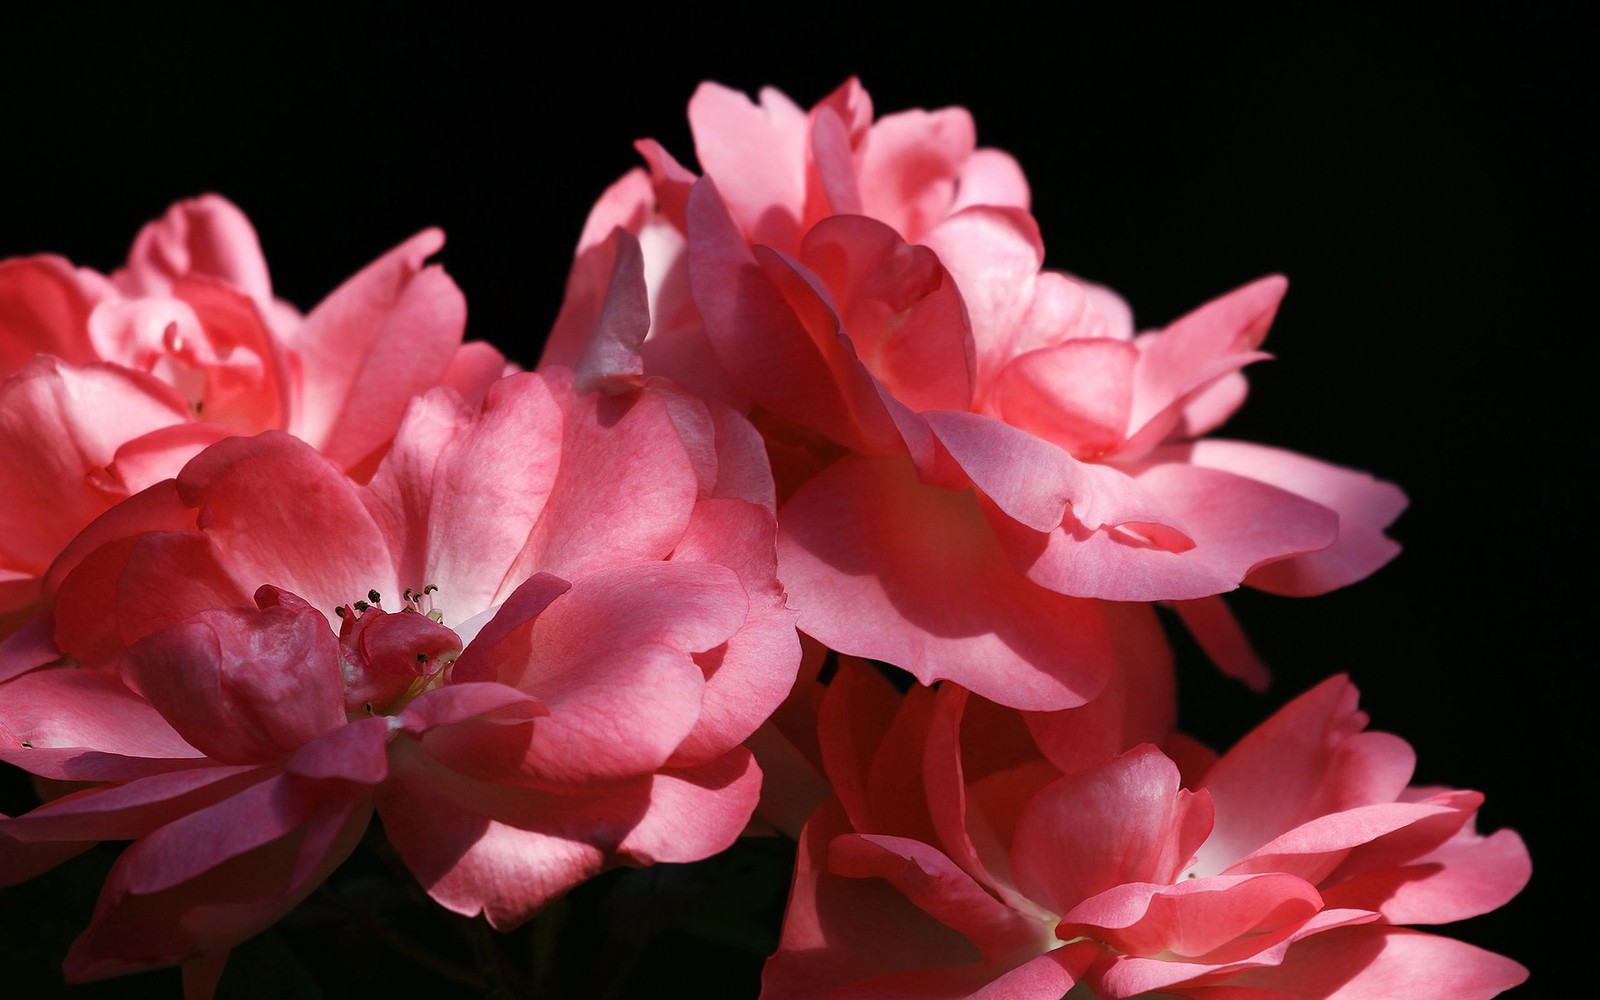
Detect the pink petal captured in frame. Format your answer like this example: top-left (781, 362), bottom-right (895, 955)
top-left (856, 106), bottom-right (976, 240)
top-left (41, 477), bottom-right (192, 595)
top-left (376, 737), bottom-right (756, 931)
top-left (686, 179), bottom-right (903, 456)
top-left (172, 431), bottom-right (395, 616)
top-left (362, 374), bottom-right (564, 616)
top-left (779, 455), bottom-right (1114, 710)
top-left (1217, 926), bottom-right (1527, 999)
top-left (0, 359), bottom-right (189, 572)
top-left (0, 255), bottom-right (106, 369)
top-left (745, 719), bottom-right (833, 839)
top-left (666, 497), bottom-right (801, 765)
top-left (925, 408), bottom-right (1183, 534)
top-left (920, 207), bottom-right (1047, 386)
top-left (1179, 440), bottom-right (1407, 596)
top-left (650, 383), bottom-right (778, 510)
top-left (830, 832), bottom-right (1054, 961)
top-left (1061, 872), bottom-right (1323, 962)
top-left (0, 668), bottom-right (203, 779)
top-left (62, 785), bottom-right (370, 983)
top-left (613, 749), bottom-right (763, 864)
top-left (687, 81), bottom-right (808, 249)
top-left (816, 657), bottom-right (907, 834)
top-left (753, 242), bottom-right (938, 463)
top-left (287, 229), bottom-right (467, 471)
top-left (1117, 275), bottom-right (1286, 457)
top-left (923, 684), bottom-right (1060, 915)
top-left (965, 948), bottom-right (1099, 1000)
top-left (167, 276), bottom-right (293, 431)
top-left (507, 375), bottom-right (700, 584)
top-left (950, 147), bottom-right (1032, 216)
top-left (989, 338), bottom-right (1138, 458)
top-left (494, 562), bottom-right (744, 784)
top-left (113, 194), bottom-right (274, 308)
top-left (391, 682), bottom-right (546, 787)
top-left (106, 421), bottom-right (234, 495)
top-left (3, 763), bottom-right (264, 842)
top-left (761, 798), bottom-right (985, 1000)
top-left (571, 228), bottom-right (650, 393)
top-left (1168, 595), bottom-right (1272, 691)
top-left (121, 587), bottom-right (346, 763)
top-left (580, 165), bottom-right (660, 257)
top-left (397, 680), bottom-right (548, 735)
top-left (0, 826), bottom-right (93, 886)
top-left (1321, 797), bottom-right (1530, 925)
top-left (996, 459), bottom-right (1340, 602)
top-left (110, 531), bottom-right (254, 651)
top-left (807, 105), bottom-right (863, 217)
top-left (797, 214), bottom-right (975, 413)
top-left (1191, 676), bottom-right (1416, 877)
top-left (1225, 800), bottom-right (1463, 883)
top-left (1025, 601), bottom-right (1179, 776)
top-left (282, 714), bottom-right (391, 784)
top-left (1012, 746), bottom-right (1213, 914)
top-left (863, 683), bottom-right (946, 847)
top-left (446, 573), bottom-right (571, 685)
top-left (634, 140), bottom-right (696, 233)
top-left (114, 771), bottom-right (353, 897)
top-left (1088, 906), bottom-right (1377, 998)
top-left (0, 611), bottom-right (63, 684)
top-left (438, 341), bottom-right (511, 409)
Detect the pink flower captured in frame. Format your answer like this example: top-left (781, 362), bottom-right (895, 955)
top-left (542, 80), bottom-right (1406, 710)
top-left (0, 368), bottom-right (799, 991)
top-left (762, 660), bottom-right (1529, 999)
top-left (0, 194), bottom-right (506, 633)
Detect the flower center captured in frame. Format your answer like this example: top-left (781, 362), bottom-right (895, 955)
top-left (333, 585), bottom-right (463, 717)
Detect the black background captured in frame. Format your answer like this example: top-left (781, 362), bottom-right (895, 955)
top-left (3, 3), bottom-right (1591, 996)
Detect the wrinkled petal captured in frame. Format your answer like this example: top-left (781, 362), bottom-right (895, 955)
top-left (997, 460), bottom-right (1340, 602)
top-left (121, 587), bottom-right (345, 763)
top-left (1180, 439), bottom-right (1407, 596)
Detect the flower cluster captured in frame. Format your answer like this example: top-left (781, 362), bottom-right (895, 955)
top-left (0, 80), bottom-right (1525, 998)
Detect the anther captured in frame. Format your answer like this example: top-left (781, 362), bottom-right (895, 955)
top-left (368, 590), bottom-right (381, 605)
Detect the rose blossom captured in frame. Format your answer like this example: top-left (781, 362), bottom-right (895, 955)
top-left (541, 79), bottom-right (1406, 710)
top-left (0, 364), bottom-right (799, 994)
top-left (762, 656), bottom-right (1529, 999)
top-left (0, 194), bottom-right (506, 635)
